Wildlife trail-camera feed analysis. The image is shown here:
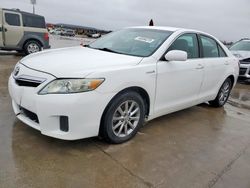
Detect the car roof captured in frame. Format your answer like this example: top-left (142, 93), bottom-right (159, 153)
top-left (233, 38), bottom-right (250, 44)
top-left (2, 8), bottom-right (44, 18)
top-left (240, 38), bottom-right (250, 42)
top-left (131, 26), bottom-right (181, 32)
top-left (128, 26), bottom-right (211, 35)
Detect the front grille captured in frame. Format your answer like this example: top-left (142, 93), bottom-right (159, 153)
top-left (20, 107), bottom-right (39, 123)
top-left (15, 79), bottom-right (42, 87)
top-left (239, 68), bottom-right (247, 75)
top-left (240, 58), bottom-right (250, 64)
top-left (14, 75), bottom-right (46, 87)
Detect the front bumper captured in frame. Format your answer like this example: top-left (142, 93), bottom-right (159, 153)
top-left (239, 64), bottom-right (250, 81)
top-left (8, 65), bottom-right (114, 140)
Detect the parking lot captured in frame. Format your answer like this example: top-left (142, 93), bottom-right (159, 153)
top-left (0, 36), bottom-right (250, 188)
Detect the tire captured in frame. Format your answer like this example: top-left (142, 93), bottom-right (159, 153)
top-left (24, 40), bottom-right (42, 55)
top-left (101, 91), bottom-right (146, 144)
top-left (209, 78), bottom-right (232, 107)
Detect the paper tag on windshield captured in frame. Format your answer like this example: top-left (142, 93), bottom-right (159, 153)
top-left (134, 37), bottom-right (155, 43)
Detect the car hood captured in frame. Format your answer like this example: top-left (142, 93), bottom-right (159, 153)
top-left (231, 50), bottom-right (250, 61)
top-left (20, 46), bottom-right (143, 77)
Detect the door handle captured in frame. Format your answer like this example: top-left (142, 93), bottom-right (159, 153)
top-left (146, 70), bottom-right (156, 74)
top-left (224, 61), bottom-right (229, 65)
top-left (196, 64), bottom-right (204, 69)
top-left (0, 28), bottom-right (7, 32)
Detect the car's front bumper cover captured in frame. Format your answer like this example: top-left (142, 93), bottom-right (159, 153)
top-left (239, 64), bottom-right (250, 80)
top-left (8, 65), bottom-right (114, 140)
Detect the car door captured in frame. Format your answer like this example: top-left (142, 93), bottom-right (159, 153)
top-left (0, 9), bottom-right (4, 47)
top-left (3, 10), bottom-right (23, 47)
top-left (198, 35), bottom-right (228, 100)
top-left (154, 33), bottom-right (204, 117)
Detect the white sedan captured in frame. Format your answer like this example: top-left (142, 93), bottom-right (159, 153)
top-left (8, 26), bottom-right (239, 143)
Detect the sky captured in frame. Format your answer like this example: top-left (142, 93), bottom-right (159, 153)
top-left (0, 0), bottom-right (249, 41)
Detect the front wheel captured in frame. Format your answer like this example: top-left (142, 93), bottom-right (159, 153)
top-left (101, 91), bottom-right (146, 144)
top-left (209, 78), bottom-right (232, 107)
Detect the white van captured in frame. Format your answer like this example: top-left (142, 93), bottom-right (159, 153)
top-left (0, 8), bottom-right (50, 54)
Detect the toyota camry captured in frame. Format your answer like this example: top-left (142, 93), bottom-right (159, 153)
top-left (8, 26), bottom-right (239, 143)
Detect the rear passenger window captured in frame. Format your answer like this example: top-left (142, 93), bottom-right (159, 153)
top-left (22, 14), bottom-right (46, 28)
top-left (168, 33), bottom-right (199, 59)
top-left (5, 13), bottom-right (21, 26)
top-left (200, 35), bottom-right (219, 58)
top-left (218, 45), bottom-right (227, 57)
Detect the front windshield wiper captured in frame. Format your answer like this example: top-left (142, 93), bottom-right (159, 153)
top-left (94, 47), bottom-right (123, 54)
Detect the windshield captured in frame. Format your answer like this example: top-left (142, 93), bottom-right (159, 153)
top-left (88, 28), bottom-right (173, 57)
top-left (230, 40), bottom-right (250, 51)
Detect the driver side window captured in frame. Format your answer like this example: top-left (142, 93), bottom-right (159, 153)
top-left (168, 33), bottom-right (199, 59)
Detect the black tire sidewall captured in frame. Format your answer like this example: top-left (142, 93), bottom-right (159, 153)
top-left (102, 92), bottom-right (145, 144)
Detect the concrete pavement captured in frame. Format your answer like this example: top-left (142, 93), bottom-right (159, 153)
top-left (1, 39), bottom-right (250, 188)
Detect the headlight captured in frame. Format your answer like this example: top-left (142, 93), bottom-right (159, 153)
top-left (38, 78), bottom-right (104, 95)
top-left (234, 53), bottom-right (242, 58)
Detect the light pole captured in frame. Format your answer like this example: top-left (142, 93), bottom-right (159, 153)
top-left (30, 0), bottom-right (36, 14)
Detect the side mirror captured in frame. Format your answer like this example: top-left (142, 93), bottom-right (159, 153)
top-left (164, 50), bottom-right (188, 62)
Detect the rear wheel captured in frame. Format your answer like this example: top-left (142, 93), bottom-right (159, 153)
top-left (24, 40), bottom-right (42, 55)
top-left (209, 78), bottom-right (232, 107)
top-left (101, 91), bottom-right (146, 144)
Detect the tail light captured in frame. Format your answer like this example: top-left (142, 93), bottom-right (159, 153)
top-left (44, 33), bottom-right (49, 41)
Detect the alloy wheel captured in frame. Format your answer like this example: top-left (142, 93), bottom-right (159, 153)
top-left (112, 100), bottom-right (141, 138)
top-left (27, 43), bottom-right (40, 54)
top-left (218, 81), bottom-right (231, 105)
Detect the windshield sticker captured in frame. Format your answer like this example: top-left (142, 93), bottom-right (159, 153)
top-left (134, 37), bottom-right (155, 43)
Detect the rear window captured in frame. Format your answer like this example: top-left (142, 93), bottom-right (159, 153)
top-left (200, 35), bottom-right (219, 58)
top-left (22, 14), bottom-right (46, 28)
top-left (218, 45), bottom-right (227, 57)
